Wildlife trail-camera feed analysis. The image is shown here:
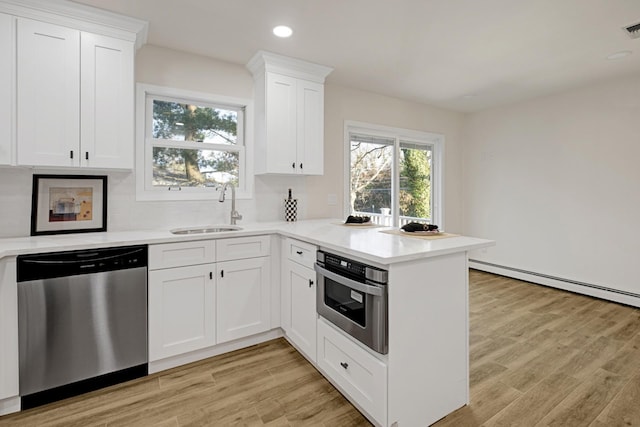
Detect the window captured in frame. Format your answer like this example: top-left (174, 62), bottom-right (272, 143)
top-left (136, 84), bottom-right (252, 201)
top-left (346, 121), bottom-right (443, 227)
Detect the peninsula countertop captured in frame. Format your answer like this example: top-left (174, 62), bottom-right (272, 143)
top-left (0, 219), bottom-right (494, 265)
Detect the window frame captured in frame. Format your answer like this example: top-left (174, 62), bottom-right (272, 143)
top-left (135, 83), bottom-right (253, 201)
top-left (344, 120), bottom-right (444, 228)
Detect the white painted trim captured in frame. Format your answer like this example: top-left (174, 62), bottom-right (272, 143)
top-left (0, 0), bottom-right (147, 49)
top-left (469, 260), bottom-right (640, 308)
top-left (246, 50), bottom-right (333, 83)
top-left (343, 120), bottom-right (445, 228)
top-left (0, 395), bottom-right (20, 416)
top-left (135, 83), bottom-right (254, 202)
top-left (148, 328), bottom-right (283, 374)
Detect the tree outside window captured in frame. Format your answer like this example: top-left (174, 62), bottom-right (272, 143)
top-left (151, 100), bottom-right (241, 188)
top-left (348, 126), bottom-right (440, 227)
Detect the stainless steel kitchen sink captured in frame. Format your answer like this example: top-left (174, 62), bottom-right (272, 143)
top-left (170, 225), bottom-right (242, 235)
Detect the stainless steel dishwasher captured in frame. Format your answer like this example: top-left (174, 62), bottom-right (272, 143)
top-left (17, 245), bottom-right (148, 409)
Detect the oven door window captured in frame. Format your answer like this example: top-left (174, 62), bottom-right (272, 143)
top-left (324, 278), bottom-right (366, 327)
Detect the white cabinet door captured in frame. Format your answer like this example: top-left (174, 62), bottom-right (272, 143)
top-left (263, 73), bottom-right (324, 175)
top-left (265, 72), bottom-right (298, 174)
top-left (0, 258), bottom-right (18, 401)
top-left (148, 264), bottom-right (216, 361)
top-left (297, 79), bottom-right (324, 175)
top-left (0, 13), bottom-right (13, 165)
top-left (283, 259), bottom-right (317, 362)
top-left (217, 257), bottom-right (271, 343)
top-left (16, 18), bottom-right (80, 167)
top-left (80, 32), bottom-right (134, 169)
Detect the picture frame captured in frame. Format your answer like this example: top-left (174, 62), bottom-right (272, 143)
top-left (30, 174), bottom-right (107, 236)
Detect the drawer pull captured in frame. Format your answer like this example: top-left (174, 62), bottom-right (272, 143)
top-left (296, 250), bottom-right (303, 255)
top-left (340, 362), bottom-right (349, 370)
top-left (309, 279), bottom-right (314, 287)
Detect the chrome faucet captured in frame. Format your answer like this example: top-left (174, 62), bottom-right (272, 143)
top-left (218, 183), bottom-right (243, 225)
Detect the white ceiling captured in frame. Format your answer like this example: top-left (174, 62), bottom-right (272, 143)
top-left (73, 0), bottom-right (640, 112)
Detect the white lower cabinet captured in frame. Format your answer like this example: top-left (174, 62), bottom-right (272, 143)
top-left (149, 237), bottom-right (273, 364)
top-left (317, 318), bottom-right (387, 426)
top-left (281, 238), bottom-right (318, 362)
top-left (148, 264), bottom-right (216, 361)
top-left (0, 257), bottom-right (18, 403)
top-left (282, 259), bottom-right (317, 362)
top-left (216, 257), bottom-right (271, 343)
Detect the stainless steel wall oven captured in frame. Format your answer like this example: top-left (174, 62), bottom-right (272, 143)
top-left (315, 250), bottom-right (388, 354)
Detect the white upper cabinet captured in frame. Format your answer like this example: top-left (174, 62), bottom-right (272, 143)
top-left (0, 13), bottom-right (13, 165)
top-left (247, 51), bottom-right (332, 175)
top-left (80, 32), bottom-right (134, 169)
top-left (1, 0), bottom-right (147, 170)
top-left (17, 18), bottom-right (81, 167)
top-left (16, 19), bottom-right (135, 168)
top-left (297, 79), bottom-right (324, 175)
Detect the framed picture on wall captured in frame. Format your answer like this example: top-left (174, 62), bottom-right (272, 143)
top-left (30, 174), bottom-right (108, 236)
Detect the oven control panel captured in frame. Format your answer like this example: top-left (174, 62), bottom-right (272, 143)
top-left (317, 251), bottom-right (388, 284)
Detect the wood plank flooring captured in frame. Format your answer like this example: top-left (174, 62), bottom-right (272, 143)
top-left (434, 270), bottom-right (640, 427)
top-left (1, 270), bottom-right (639, 426)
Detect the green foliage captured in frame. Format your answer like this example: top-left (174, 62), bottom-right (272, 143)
top-left (151, 101), bottom-right (239, 186)
top-left (152, 101), bottom-right (237, 142)
top-left (400, 148), bottom-right (431, 218)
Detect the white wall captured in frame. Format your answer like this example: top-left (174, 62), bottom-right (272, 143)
top-left (463, 74), bottom-right (640, 295)
top-left (308, 84), bottom-right (466, 232)
top-left (0, 45), bottom-right (464, 237)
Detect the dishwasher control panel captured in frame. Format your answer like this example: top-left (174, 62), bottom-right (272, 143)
top-left (17, 245), bottom-right (148, 282)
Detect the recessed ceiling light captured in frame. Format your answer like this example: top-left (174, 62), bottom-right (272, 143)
top-left (606, 50), bottom-right (632, 60)
top-left (273, 25), bottom-right (293, 38)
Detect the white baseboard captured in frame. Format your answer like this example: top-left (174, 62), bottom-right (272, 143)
top-left (469, 260), bottom-right (640, 308)
top-left (149, 329), bottom-right (283, 374)
top-left (0, 395), bottom-right (20, 416)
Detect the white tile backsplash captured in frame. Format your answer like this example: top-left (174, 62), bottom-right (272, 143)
top-left (0, 168), bottom-right (308, 238)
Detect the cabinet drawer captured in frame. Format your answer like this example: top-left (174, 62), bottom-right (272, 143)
top-left (317, 318), bottom-right (387, 426)
top-left (285, 238), bottom-right (317, 269)
top-left (216, 235), bottom-right (270, 261)
top-left (149, 240), bottom-right (216, 270)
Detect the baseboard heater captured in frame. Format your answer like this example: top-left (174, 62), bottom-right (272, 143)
top-left (469, 259), bottom-right (640, 307)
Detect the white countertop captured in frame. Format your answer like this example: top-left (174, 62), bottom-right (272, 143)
top-left (0, 219), bottom-right (494, 265)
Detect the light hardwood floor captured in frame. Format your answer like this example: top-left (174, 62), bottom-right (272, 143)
top-left (1, 270), bottom-right (639, 426)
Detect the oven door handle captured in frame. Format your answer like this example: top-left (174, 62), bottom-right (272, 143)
top-left (314, 263), bottom-right (384, 296)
